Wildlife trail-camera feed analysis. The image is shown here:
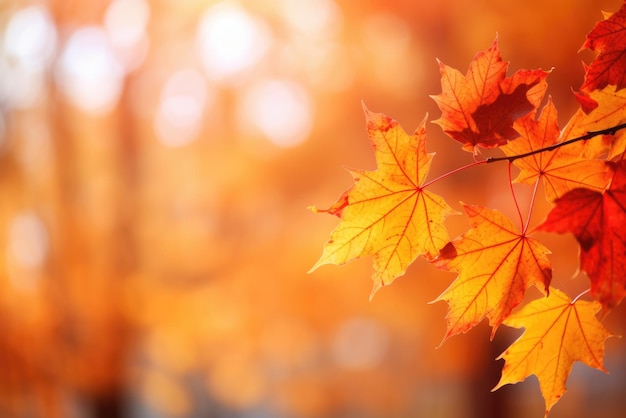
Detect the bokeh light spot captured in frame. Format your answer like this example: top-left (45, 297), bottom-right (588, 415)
top-left (3, 5), bottom-right (57, 71)
top-left (331, 317), bottom-right (389, 370)
top-left (2, 5), bottom-right (57, 108)
top-left (104, 0), bottom-right (151, 72)
top-left (196, 2), bottom-right (271, 85)
top-left (55, 26), bottom-right (124, 114)
top-left (104, 0), bottom-right (150, 47)
top-left (239, 79), bottom-right (312, 148)
top-left (279, 0), bottom-right (341, 39)
top-left (6, 211), bottom-right (49, 290)
top-left (154, 68), bottom-right (211, 147)
top-left (7, 211), bottom-right (48, 270)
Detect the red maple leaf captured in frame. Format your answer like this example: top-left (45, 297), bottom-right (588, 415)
top-left (431, 37), bottom-right (549, 152)
top-left (537, 160), bottom-right (626, 310)
top-left (580, 2), bottom-right (626, 92)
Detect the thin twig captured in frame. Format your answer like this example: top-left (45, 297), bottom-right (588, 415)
top-left (486, 122), bottom-right (626, 164)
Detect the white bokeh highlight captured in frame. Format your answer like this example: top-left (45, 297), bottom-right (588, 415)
top-left (2, 5), bottom-right (57, 108)
top-left (55, 26), bottom-right (125, 114)
top-left (154, 68), bottom-right (211, 147)
top-left (196, 2), bottom-right (271, 85)
top-left (104, 0), bottom-right (151, 72)
top-left (239, 79), bottom-right (312, 148)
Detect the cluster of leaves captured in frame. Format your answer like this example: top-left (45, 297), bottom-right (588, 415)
top-left (310, 2), bottom-right (626, 416)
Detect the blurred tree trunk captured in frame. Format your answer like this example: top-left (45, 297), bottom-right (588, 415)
top-left (47, 58), bottom-right (139, 418)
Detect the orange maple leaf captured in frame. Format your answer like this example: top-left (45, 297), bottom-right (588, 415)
top-left (494, 288), bottom-right (614, 417)
top-left (310, 105), bottom-right (456, 296)
top-left (433, 205), bottom-right (551, 341)
top-left (431, 37), bottom-right (549, 152)
top-left (501, 96), bottom-right (611, 201)
top-left (580, 2), bottom-right (626, 93)
top-left (537, 160), bottom-right (626, 310)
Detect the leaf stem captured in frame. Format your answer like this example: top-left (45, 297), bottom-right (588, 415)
top-left (523, 178), bottom-right (540, 235)
top-left (508, 161), bottom-right (524, 231)
top-left (422, 159), bottom-right (487, 188)
top-left (572, 288), bottom-right (590, 304)
top-left (486, 122), bottom-right (626, 164)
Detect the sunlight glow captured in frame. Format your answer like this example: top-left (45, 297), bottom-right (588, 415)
top-left (239, 79), bottom-right (312, 148)
top-left (154, 69), bottom-right (211, 147)
top-left (196, 2), bottom-right (271, 84)
top-left (55, 26), bottom-right (125, 114)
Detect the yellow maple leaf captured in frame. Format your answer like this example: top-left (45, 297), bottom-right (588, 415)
top-left (493, 288), bottom-right (614, 417)
top-left (309, 105), bottom-right (456, 297)
top-left (433, 204), bottom-right (551, 341)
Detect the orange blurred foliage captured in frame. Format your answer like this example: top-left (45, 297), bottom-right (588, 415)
top-left (0, 1), bottom-right (625, 417)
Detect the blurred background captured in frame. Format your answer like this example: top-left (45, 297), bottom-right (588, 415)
top-left (0, 0), bottom-right (625, 417)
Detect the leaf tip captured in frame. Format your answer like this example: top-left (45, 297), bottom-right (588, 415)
top-left (306, 264), bottom-right (319, 275)
top-left (361, 103), bottom-right (397, 133)
top-left (491, 380), bottom-right (505, 393)
top-left (488, 33), bottom-right (500, 52)
top-left (541, 268), bottom-right (552, 295)
top-left (361, 100), bottom-right (370, 115)
top-left (573, 89), bottom-right (599, 113)
top-left (434, 337), bottom-right (446, 350)
top-left (489, 326), bottom-right (500, 341)
top-left (369, 280), bottom-right (384, 301)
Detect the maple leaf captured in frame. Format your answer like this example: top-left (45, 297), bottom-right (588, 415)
top-left (609, 130), bottom-right (626, 160)
top-left (571, 85), bottom-right (626, 159)
top-left (573, 85), bottom-right (626, 128)
top-left (309, 105), bottom-right (456, 297)
top-left (494, 288), bottom-right (613, 417)
top-left (431, 37), bottom-right (550, 152)
top-left (501, 96), bottom-right (611, 201)
top-left (433, 205), bottom-right (552, 341)
top-left (580, 2), bottom-right (626, 92)
top-left (536, 160), bottom-right (626, 310)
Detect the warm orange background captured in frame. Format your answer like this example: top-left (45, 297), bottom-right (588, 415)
top-left (0, 1), bottom-right (625, 417)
